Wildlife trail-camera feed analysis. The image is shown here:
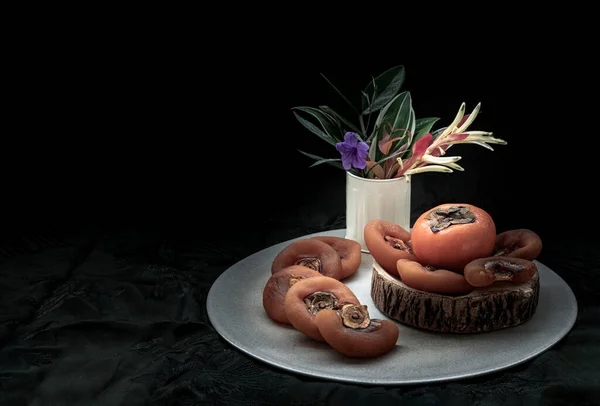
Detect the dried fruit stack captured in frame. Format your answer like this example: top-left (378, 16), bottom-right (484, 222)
top-left (366, 203), bottom-right (543, 333)
top-left (262, 236), bottom-right (399, 358)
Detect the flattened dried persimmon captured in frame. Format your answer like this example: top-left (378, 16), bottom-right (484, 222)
top-left (271, 239), bottom-right (343, 280)
top-left (396, 258), bottom-right (474, 295)
top-left (284, 276), bottom-right (360, 342)
top-left (262, 265), bottom-right (322, 324)
top-left (364, 220), bottom-right (417, 276)
top-left (464, 256), bottom-right (537, 287)
top-left (315, 304), bottom-right (399, 358)
top-left (494, 229), bottom-right (542, 261)
top-left (311, 236), bottom-right (362, 280)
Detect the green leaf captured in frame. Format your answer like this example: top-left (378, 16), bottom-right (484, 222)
top-left (372, 91), bottom-right (414, 161)
top-left (409, 107), bottom-right (416, 142)
top-left (319, 106), bottom-right (361, 135)
top-left (292, 111), bottom-right (337, 147)
top-left (374, 91), bottom-right (407, 129)
top-left (310, 158), bottom-right (343, 168)
top-left (293, 106), bottom-right (342, 142)
top-left (415, 117), bottom-right (440, 138)
top-left (297, 150), bottom-right (344, 170)
top-left (320, 73), bottom-right (357, 113)
top-left (362, 65), bottom-right (406, 115)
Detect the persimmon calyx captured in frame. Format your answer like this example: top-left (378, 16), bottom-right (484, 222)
top-left (425, 205), bottom-right (476, 233)
top-left (296, 257), bottom-right (323, 273)
top-left (384, 235), bottom-right (413, 253)
top-left (339, 304), bottom-right (371, 329)
top-left (484, 259), bottom-right (526, 280)
top-left (304, 291), bottom-right (338, 315)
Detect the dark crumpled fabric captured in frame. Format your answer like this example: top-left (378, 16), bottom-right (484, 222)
top-left (0, 205), bottom-right (599, 406)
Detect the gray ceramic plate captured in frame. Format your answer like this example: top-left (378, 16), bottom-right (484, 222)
top-left (206, 229), bottom-right (578, 385)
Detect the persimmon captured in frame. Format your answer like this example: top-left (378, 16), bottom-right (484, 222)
top-left (494, 229), bottom-right (543, 261)
top-left (311, 236), bottom-right (362, 280)
top-left (315, 304), bottom-right (399, 358)
top-left (284, 276), bottom-right (360, 342)
top-left (262, 265), bottom-right (322, 324)
top-left (271, 239), bottom-right (343, 280)
top-left (411, 204), bottom-right (496, 272)
top-left (396, 258), bottom-right (474, 295)
top-left (464, 256), bottom-right (537, 287)
top-left (364, 220), bottom-right (418, 276)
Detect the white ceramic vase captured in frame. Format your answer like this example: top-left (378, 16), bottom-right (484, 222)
top-left (344, 171), bottom-right (411, 253)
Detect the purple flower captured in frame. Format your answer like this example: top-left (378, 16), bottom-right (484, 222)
top-left (336, 132), bottom-right (369, 170)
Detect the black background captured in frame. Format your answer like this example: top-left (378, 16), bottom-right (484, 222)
top-left (2, 52), bottom-right (591, 242)
top-left (1, 27), bottom-right (598, 405)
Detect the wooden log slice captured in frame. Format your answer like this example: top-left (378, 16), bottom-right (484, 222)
top-left (370, 260), bottom-right (540, 334)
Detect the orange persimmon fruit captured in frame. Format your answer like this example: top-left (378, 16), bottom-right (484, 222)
top-left (411, 203), bottom-right (496, 272)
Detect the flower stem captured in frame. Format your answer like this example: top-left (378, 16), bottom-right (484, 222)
top-left (359, 115), bottom-right (367, 138)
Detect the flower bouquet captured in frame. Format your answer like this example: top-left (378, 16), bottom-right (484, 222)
top-left (292, 65), bottom-right (507, 180)
top-left (292, 65), bottom-right (507, 251)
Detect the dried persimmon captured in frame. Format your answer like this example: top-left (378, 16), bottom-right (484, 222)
top-left (364, 220), bottom-right (417, 276)
top-left (284, 276), bottom-right (360, 342)
top-left (494, 229), bottom-right (542, 261)
top-left (464, 256), bottom-right (537, 287)
top-left (315, 304), bottom-right (399, 358)
top-left (396, 258), bottom-right (474, 295)
top-left (311, 236), bottom-right (362, 280)
top-left (271, 239), bottom-right (343, 280)
top-left (262, 265), bottom-right (322, 324)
